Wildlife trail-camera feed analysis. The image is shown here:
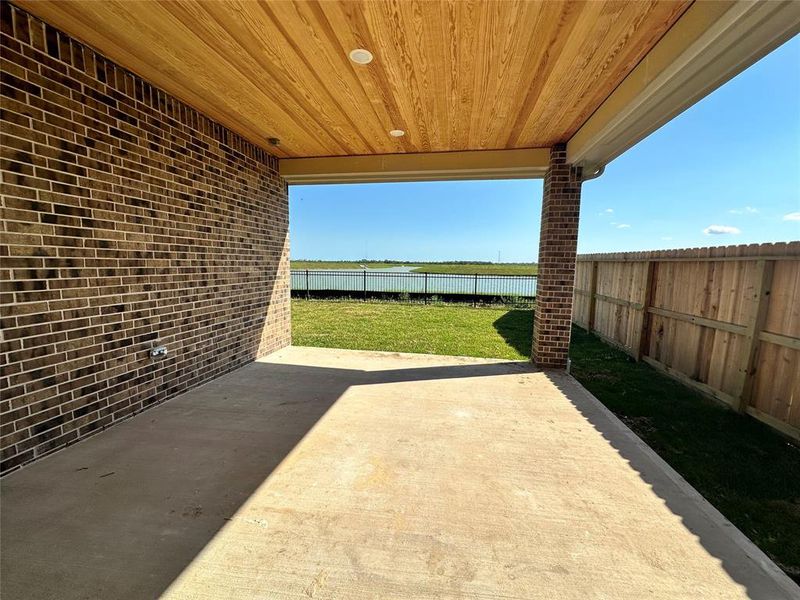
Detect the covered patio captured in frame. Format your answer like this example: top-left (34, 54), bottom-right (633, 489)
top-left (2, 346), bottom-right (794, 599)
top-left (2, 1), bottom-right (800, 597)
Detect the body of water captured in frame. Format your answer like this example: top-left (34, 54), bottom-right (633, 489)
top-left (291, 269), bottom-right (537, 298)
top-left (359, 266), bottom-right (418, 272)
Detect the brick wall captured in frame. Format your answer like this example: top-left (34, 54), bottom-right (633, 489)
top-left (532, 144), bottom-right (582, 368)
top-left (0, 5), bottom-right (290, 475)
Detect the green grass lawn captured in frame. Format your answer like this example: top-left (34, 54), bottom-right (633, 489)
top-left (290, 261), bottom-right (537, 275)
top-left (292, 299), bottom-right (800, 581)
top-left (293, 299), bottom-right (531, 360)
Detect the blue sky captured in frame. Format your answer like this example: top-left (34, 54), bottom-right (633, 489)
top-left (290, 37), bottom-right (800, 262)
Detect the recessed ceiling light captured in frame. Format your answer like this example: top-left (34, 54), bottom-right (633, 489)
top-left (349, 48), bottom-right (374, 65)
top-left (389, 129), bottom-right (405, 137)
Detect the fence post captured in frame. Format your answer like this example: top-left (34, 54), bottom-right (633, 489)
top-left (424, 272), bottom-right (428, 304)
top-left (305, 269), bottom-right (310, 300)
top-left (635, 261), bottom-right (657, 361)
top-left (363, 269), bottom-right (367, 301)
top-left (473, 273), bottom-right (478, 307)
top-left (587, 261), bottom-right (598, 331)
top-left (734, 259), bottom-right (774, 412)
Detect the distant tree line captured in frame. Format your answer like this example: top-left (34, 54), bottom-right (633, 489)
top-left (294, 259), bottom-right (537, 265)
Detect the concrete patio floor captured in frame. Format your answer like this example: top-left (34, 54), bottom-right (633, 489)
top-left (2, 346), bottom-right (797, 600)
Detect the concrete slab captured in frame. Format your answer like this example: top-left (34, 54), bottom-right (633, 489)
top-left (2, 347), bottom-right (797, 599)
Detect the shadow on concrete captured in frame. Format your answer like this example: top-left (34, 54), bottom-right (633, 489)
top-left (4, 348), bottom-right (795, 599)
top-left (491, 309), bottom-right (534, 358)
top-left (0, 357), bottom-right (531, 600)
top-left (543, 371), bottom-right (799, 600)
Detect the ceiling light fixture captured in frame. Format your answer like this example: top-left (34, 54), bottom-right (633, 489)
top-left (389, 129), bottom-right (405, 137)
top-left (349, 48), bottom-right (374, 65)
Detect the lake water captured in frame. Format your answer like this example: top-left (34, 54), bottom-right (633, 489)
top-left (291, 269), bottom-right (537, 298)
top-left (360, 266), bottom-right (418, 272)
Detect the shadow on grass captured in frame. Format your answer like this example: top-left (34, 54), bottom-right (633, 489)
top-left (492, 309), bottom-right (534, 358)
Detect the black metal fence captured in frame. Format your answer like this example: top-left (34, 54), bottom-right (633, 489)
top-left (290, 270), bottom-right (537, 306)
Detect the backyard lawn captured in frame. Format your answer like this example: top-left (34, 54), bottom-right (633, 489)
top-left (293, 299), bottom-right (531, 359)
top-left (292, 299), bottom-right (800, 582)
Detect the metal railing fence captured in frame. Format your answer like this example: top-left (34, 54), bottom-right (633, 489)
top-left (290, 269), bottom-right (537, 305)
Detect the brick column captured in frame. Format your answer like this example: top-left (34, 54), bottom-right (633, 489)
top-left (532, 144), bottom-right (582, 368)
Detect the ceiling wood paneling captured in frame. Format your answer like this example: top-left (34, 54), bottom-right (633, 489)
top-left (13, 0), bottom-right (692, 158)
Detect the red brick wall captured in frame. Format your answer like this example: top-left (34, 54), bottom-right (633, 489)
top-left (532, 144), bottom-right (582, 368)
top-left (0, 5), bottom-right (290, 475)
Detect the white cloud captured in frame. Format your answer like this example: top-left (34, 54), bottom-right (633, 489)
top-left (598, 208), bottom-right (614, 217)
top-left (728, 206), bottom-right (758, 215)
top-left (604, 208), bottom-right (614, 214)
top-left (661, 236), bottom-right (673, 241)
top-left (616, 224), bottom-right (631, 229)
top-left (703, 225), bottom-right (741, 235)
top-left (783, 212), bottom-right (800, 222)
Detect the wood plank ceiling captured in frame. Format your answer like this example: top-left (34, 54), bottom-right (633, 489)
top-left (14, 0), bottom-right (692, 158)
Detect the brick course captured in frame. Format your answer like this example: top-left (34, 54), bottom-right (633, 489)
top-left (532, 144), bottom-right (582, 368)
top-left (1, 5), bottom-right (290, 475)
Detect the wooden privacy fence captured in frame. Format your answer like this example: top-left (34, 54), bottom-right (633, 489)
top-left (572, 242), bottom-right (800, 440)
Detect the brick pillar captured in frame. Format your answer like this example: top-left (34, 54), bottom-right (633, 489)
top-left (532, 144), bottom-right (582, 369)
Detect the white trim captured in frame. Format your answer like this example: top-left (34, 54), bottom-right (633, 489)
top-left (279, 148), bottom-right (550, 185)
top-left (568, 1), bottom-right (800, 168)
